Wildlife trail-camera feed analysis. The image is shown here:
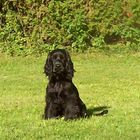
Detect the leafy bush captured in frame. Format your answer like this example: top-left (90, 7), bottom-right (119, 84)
top-left (0, 0), bottom-right (140, 55)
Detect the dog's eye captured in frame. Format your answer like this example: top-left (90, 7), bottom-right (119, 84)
top-left (52, 54), bottom-right (57, 59)
top-left (60, 55), bottom-right (64, 60)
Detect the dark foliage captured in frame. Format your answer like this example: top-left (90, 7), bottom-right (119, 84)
top-left (0, 0), bottom-right (140, 55)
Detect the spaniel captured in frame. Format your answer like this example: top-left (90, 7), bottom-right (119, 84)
top-left (43, 49), bottom-right (87, 120)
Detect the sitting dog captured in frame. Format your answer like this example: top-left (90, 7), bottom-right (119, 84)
top-left (43, 49), bottom-right (87, 120)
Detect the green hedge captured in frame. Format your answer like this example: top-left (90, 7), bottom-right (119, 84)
top-left (0, 0), bottom-right (140, 55)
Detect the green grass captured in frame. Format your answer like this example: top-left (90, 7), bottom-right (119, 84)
top-left (0, 53), bottom-right (140, 140)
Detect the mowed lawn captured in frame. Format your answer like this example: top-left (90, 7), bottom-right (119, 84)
top-left (0, 53), bottom-right (140, 140)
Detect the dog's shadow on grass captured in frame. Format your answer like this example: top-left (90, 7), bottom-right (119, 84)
top-left (87, 106), bottom-right (110, 117)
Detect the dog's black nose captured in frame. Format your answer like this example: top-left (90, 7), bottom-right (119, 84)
top-left (55, 61), bottom-right (61, 68)
top-left (55, 63), bottom-right (61, 68)
top-left (53, 61), bottom-right (64, 73)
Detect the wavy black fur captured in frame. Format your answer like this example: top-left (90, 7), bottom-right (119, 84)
top-left (43, 49), bottom-right (87, 120)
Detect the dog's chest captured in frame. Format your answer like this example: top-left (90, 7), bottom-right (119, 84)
top-left (48, 82), bottom-right (66, 103)
top-left (48, 82), bottom-right (64, 95)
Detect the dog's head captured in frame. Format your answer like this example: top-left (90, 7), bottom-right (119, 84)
top-left (44, 49), bottom-right (74, 80)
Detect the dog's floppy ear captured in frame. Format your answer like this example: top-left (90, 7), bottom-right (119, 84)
top-left (65, 50), bottom-right (75, 80)
top-left (44, 52), bottom-right (52, 77)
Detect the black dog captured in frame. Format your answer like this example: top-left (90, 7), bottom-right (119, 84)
top-left (43, 49), bottom-right (87, 120)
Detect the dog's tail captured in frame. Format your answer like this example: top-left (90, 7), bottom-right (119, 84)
top-left (93, 109), bottom-right (108, 116)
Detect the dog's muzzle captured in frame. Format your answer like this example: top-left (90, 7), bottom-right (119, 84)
top-left (53, 61), bottom-right (64, 73)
